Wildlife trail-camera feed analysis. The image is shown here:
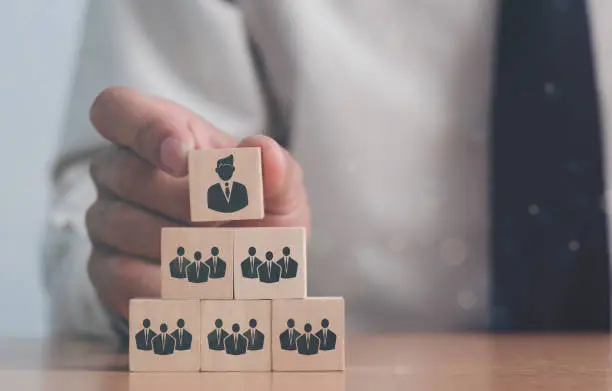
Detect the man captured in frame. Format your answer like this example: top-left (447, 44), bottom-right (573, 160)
top-left (185, 251), bottom-right (209, 284)
top-left (171, 318), bottom-right (192, 351)
top-left (243, 318), bottom-right (265, 351)
top-left (257, 251), bottom-right (281, 284)
top-left (241, 247), bottom-right (262, 279)
top-left (151, 323), bottom-right (175, 356)
top-left (207, 154), bottom-right (249, 213)
top-left (43, 1), bottom-right (612, 342)
top-left (134, 318), bottom-right (156, 351)
top-left (168, 247), bottom-right (190, 279)
top-left (276, 246), bottom-right (298, 279)
top-left (296, 323), bottom-right (320, 356)
top-left (207, 319), bottom-right (229, 351)
top-left (279, 319), bottom-right (300, 351)
top-left (315, 319), bottom-right (337, 351)
top-left (224, 323), bottom-right (248, 356)
top-left (204, 247), bottom-right (226, 279)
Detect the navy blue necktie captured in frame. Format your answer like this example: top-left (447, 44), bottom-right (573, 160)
top-left (491, 0), bottom-right (609, 330)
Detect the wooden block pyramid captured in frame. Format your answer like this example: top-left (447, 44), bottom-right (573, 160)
top-left (129, 147), bottom-right (345, 372)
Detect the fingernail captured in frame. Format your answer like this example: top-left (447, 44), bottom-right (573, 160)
top-left (160, 137), bottom-right (192, 175)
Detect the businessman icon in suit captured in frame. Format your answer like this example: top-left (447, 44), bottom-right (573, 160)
top-left (257, 251), bottom-right (281, 284)
top-left (279, 318), bottom-right (301, 351)
top-left (315, 318), bottom-right (337, 351)
top-left (168, 246), bottom-right (190, 279)
top-left (207, 319), bottom-right (229, 351)
top-left (296, 323), bottom-right (320, 356)
top-left (277, 246), bottom-right (298, 279)
top-left (243, 319), bottom-right (265, 351)
top-left (186, 251), bottom-right (209, 283)
top-left (207, 154), bottom-right (249, 213)
top-left (152, 323), bottom-right (176, 355)
top-left (241, 246), bottom-right (262, 279)
top-left (224, 323), bottom-right (248, 355)
top-left (205, 246), bottom-right (226, 279)
top-left (135, 318), bottom-right (156, 351)
top-left (171, 318), bottom-right (192, 351)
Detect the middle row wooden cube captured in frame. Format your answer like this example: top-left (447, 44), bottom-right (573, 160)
top-left (161, 227), bottom-right (307, 299)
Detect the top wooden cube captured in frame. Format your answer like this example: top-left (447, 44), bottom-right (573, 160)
top-left (188, 148), bottom-right (264, 222)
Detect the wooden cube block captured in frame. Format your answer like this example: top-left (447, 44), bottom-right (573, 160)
top-left (201, 300), bottom-right (271, 372)
top-left (161, 228), bottom-right (234, 299)
top-left (129, 299), bottom-right (201, 372)
top-left (272, 298), bottom-right (345, 371)
top-left (188, 148), bottom-right (264, 222)
top-left (234, 227), bottom-right (307, 299)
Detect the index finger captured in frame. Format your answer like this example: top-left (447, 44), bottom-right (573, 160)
top-left (89, 86), bottom-right (236, 176)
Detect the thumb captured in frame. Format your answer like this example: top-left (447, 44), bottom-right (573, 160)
top-left (237, 136), bottom-right (311, 232)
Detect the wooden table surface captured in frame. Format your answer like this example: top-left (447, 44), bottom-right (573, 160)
top-left (1, 333), bottom-right (611, 390)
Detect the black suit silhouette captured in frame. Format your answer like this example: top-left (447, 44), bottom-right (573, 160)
top-left (224, 334), bottom-right (248, 355)
top-left (207, 182), bottom-right (249, 213)
top-left (207, 328), bottom-right (229, 351)
top-left (205, 257), bottom-right (226, 279)
top-left (243, 328), bottom-right (265, 351)
top-left (169, 257), bottom-right (190, 279)
top-left (186, 261), bottom-right (209, 283)
top-left (276, 256), bottom-right (299, 279)
top-left (315, 329), bottom-right (337, 351)
top-left (296, 334), bottom-right (320, 356)
top-left (152, 334), bottom-right (176, 355)
top-left (279, 328), bottom-right (301, 351)
top-left (171, 328), bottom-right (193, 351)
top-left (257, 261), bottom-right (281, 283)
top-left (241, 256), bottom-right (262, 279)
top-left (135, 328), bottom-right (157, 351)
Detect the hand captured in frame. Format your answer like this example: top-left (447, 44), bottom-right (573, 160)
top-left (86, 87), bottom-right (310, 318)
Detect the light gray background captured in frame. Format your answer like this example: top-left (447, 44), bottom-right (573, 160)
top-left (0, 0), bottom-right (86, 337)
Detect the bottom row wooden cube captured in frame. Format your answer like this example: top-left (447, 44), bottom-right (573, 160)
top-left (129, 297), bottom-right (344, 372)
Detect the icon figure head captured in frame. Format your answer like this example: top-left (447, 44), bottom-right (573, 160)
top-left (194, 251), bottom-right (202, 261)
top-left (177, 319), bottom-right (185, 328)
top-left (215, 154), bottom-right (235, 181)
top-left (215, 319), bottom-right (223, 328)
top-left (248, 247), bottom-right (256, 256)
top-left (249, 319), bottom-right (257, 328)
top-left (232, 323), bottom-right (240, 333)
top-left (211, 247), bottom-right (219, 256)
top-left (321, 319), bottom-right (330, 328)
top-left (265, 251), bottom-right (274, 261)
top-left (142, 319), bottom-right (151, 328)
top-left (283, 247), bottom-right (291, 256)
top-left (177, 246), bottom-right (185, 256)
top-left (304, 323), bottom-right (312, 333)
top-left (160, 323), bottom-right (168, 333)
top-left (287, 319), bottom-right (295, 328)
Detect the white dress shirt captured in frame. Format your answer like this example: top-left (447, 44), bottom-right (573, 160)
top-left (41, 0), bottom-right (612, 344)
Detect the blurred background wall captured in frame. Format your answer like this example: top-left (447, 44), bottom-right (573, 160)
top-left (0, 0), bottom-right (86, 337)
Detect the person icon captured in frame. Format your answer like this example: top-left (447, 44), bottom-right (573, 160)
top-left (257, 251), bottom-right (281, 283)
top-left (243, 318), bottom-right (265, 351)
top-left (207, 319), bottom-right (229, 351)
top-left (241, 246), bottom-right (262, 279)
top-left (135, 318), bottom-right (157, 351)
top-left (186, 251), bottom-right (210, 283)
top-left (207, 154), bottom-right (249, 213)
top-left (279, 318), bottom-right (301, 351)
top-left (171, 318), bottom-right (192, 351)
top-left (151, 323), bottom-right (176, 355)
top-left (315, 318), bottom-right (337, 351)
top-left (296, 323), bottom-right (320, 356)
top-left (276, 246), bottom-right (298, 279)
top-left (168, 246), bottom-right (190, 279)
top-left (205, 246), bottom-right (226, 279)
top-left (224, 323), bottom-right (248, 355)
